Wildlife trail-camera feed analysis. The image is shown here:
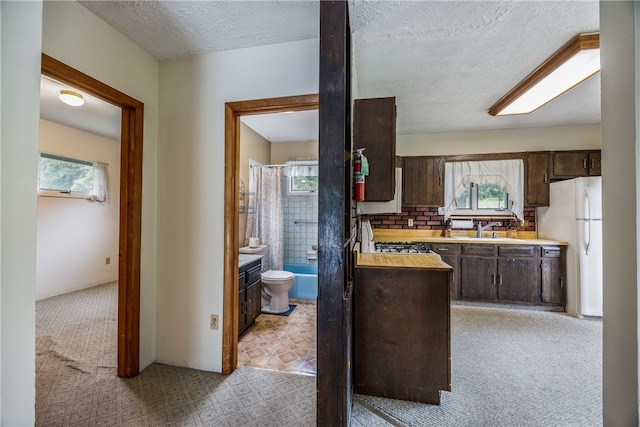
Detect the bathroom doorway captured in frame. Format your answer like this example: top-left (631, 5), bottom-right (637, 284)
top-left (237, 112), bottom-right (319, 374)
top-left (222, 94), bottom-right (318, 375)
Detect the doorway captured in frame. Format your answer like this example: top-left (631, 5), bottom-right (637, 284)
top-left (41, 53), bottom-right (144, 378)
top-left (222, 94), bottom-right (318, 375)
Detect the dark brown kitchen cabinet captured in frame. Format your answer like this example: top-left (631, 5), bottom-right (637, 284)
top-left (430, 243), bottom-right (460, 299)
top-left (525, 152), bottom-right (550, 206)
top-left (354, 97), bottom-right (396, 201)
top-left (459, 245), bottom-right (498, 300)
top-left (497, 246), bottom-right (538, 303)
top-left (403, 156), bottom-right (445, 206)
top-left (540, 246), bottom-right (567, 305)
top-left (550, 150), bottom-right (602, 179)
top-left (354, 266), bottom-right (450, 404)
top-left (239, 260), bottom-right (262, 336)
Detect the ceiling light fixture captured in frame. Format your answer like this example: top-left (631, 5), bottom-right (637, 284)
top-left (58, 90), bottom-right (85, 107)
top-left (488, 32), bottom-right (600, 116)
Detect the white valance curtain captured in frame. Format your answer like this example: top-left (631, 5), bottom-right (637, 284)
top-left (90, 161), bottom-right (110, 202)
top-left (444, 159), bottom-right (524, 220)
top-left (285, 160), bottom-right (318, 178)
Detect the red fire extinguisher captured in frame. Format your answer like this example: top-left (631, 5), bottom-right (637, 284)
top-left (354, 148), bottom-right (366, 202)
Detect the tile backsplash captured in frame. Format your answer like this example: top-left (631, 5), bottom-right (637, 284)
top-left (361, 206), bottom-right (536, 232)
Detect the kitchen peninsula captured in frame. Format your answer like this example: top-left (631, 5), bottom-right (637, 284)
top-left (354, 244), bottom-right (452, 404)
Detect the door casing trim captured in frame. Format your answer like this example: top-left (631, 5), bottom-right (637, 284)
top-left (222, 94), bottom-right (318, 374)
top-left (41, 53), bottom-right (144, 378)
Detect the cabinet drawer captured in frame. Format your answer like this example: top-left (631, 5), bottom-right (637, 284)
top-left (430, 243), bottom-right (458, 255)
top-left (239, 272), bottom-right (246, 290)
top-left (246, 264), bottom-right (262, 285)
top-left (541, 246), bottom-right (562, 258)
top-left (461, 245), bottom-right (496, 256)
top-left (498, 246), bottom-right (536, 257)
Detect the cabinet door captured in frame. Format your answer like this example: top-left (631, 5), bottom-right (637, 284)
top-left (354, 97), bottom-right (396, 201)
top-left (588, 152), bottom-right (601, 176)
top-left (460, 257), bottom-right (497, 300)
top-left (403, 156), bottom-right (445, 206)
top-left (498, 257), bottom-right (537, 302)
top-left (430, 243), bottom-right (459, 300)
top-left (246, 280), bottom-right (262, 324)
top-left (238, 288), bottom-right (247, 335)
top-left (541, 258), bottom-right (565, 305)
top-left (440, 254), bottom-right (459, 300)
top-left (425, 157), bottom-right (445, 206)
top-left (525, 152), bottom-right (550, 206)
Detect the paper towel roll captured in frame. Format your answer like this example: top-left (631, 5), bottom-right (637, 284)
top-left (450, 219), bottom-right (475, 229)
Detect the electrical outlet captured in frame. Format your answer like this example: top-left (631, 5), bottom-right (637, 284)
top-left (210, 314), bottom-right (219, 330)
top-left (408, 218), bottom-right (414, 227)
top-left (105, 257), bottom-right (111, 265)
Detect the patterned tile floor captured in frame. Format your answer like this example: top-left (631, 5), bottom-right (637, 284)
top-left (238, 299), bottom-right (317, 376)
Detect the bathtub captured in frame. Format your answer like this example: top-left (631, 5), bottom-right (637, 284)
top-left (283, 264), bottom-right (318, 300)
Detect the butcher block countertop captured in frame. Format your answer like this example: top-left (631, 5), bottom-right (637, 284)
top-left (371, 229), bottom-right (567, 246)
top-left (354, 243), bottom-right (453, 271)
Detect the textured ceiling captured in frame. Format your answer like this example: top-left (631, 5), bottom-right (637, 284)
top-left (47, 1), bottom-right (600, 141)
top-left (349, 1), bottom-right (600, 134)
top-left (78, 0), bottom-right (320, 59)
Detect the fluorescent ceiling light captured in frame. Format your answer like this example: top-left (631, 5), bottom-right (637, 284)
top-left (489, 32), bottom-right (600, 116)
top-left (59, 90), bottom-right (84, 107)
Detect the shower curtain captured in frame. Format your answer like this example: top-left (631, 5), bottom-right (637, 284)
top-left (245, 164), bottom-right (284, 271)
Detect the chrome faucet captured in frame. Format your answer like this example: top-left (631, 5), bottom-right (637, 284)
top-left (476, 221), bottom-right (501, 238)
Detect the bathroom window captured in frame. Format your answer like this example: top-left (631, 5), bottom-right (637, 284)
top-left (286, 161), bottom-right (318, 195)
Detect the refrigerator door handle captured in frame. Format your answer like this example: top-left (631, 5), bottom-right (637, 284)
top-left (585, 187), bottom-right (592, 255)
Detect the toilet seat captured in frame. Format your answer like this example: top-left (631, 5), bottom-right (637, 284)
top-left (261, 270), bottom-right (294, 282)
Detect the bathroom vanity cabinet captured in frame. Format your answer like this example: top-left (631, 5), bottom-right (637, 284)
top-left (239, 259), bottom-right (262, 336)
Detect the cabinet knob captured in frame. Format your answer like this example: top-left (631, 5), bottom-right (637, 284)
top-left (591, 158), bottom-right (595, 169)
top-left (544, 173), bottom-right (548, 184)
top-left (583, 158), bottom-right (588, 169)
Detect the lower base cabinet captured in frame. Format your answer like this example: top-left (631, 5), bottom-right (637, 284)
top-left (438, 243), bottom-right (566, 307)
top-left (354, 266), bottom-right (451, 404)
top-left (239, 260), bottom-right (262, 336)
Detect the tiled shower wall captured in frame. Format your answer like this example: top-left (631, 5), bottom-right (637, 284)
top-left (283, 182), bottom-right (318, 265)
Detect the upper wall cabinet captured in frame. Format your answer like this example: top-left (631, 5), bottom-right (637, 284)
top-left (403, 156), bottom-right (445, 206)
top-left (354, 97), bottom-right (396, 201)
top-left (550, 150), bottom-right (601, 179)
top-left (525, 152), bottom-right (550, 207)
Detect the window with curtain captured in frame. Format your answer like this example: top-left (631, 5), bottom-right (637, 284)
top-left (285, 160), bottom-right (318, 194)
top-left (38, 152), bottom-right (110, 202)
top-left (444, 159), bottom-right (524, 220)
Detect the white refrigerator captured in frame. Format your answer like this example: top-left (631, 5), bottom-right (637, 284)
top-left (537, 176), bottom-right (603, 317)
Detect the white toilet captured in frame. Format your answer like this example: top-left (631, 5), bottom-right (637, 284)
top-left (239, 245), bottom-right (294, 314)
top-left (260, 269), bottom-right (294, 314)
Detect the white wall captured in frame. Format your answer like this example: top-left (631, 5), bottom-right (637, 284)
top-left (42, 0), bottom-right (159, 371)
top-left (239, 122), bottom-right (271, 245)
top-left (36, 120), bottom-right (120, 300)
top-left (600, 1), bottom-right (639, 424)
top-left (1, 2), bottom-right (42, 425)
top-left (397, 124), bottom-right (601, 156)
top-left (157, 38), bottom-right (319, 371)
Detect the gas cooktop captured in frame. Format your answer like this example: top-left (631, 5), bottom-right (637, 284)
top-left (374, 241), bottom-right (432, 254)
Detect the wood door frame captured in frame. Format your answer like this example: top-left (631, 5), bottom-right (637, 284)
top-left (41, 53), bottom-right (144, 378)
top-left (222, 94), bottom-right (318, 375)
